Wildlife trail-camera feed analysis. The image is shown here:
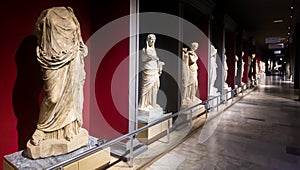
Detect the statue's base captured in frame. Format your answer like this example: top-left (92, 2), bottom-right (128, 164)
top-left (181, 97), bottom-right (202, 110)
top-left (110, 138), bottom-right (147, 161)
top-left (4, 136), bottom-right (110, 170)
top-left (26, 128), bottom-right (89, 159)
top-left (208, 92), bottom-right (220, 110)
top-left (242, 82), bottom-right (247, 90)
top-left (138, 107), bottom-right (164, 121)
top-left (174, 105), bottom-right (205, 130)
top-left (224, 86), bottom-right (232, 100)
top-left (137, 112), bottom-right (172, 144)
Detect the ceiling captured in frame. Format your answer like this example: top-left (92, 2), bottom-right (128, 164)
top-left (222, 0), bottom-right (300, 55)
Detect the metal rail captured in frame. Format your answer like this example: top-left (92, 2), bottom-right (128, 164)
top-left (46, 85), bottom-right (248, 170)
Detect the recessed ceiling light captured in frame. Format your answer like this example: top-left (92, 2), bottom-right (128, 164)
top-left (291, 6), bottom-right (294, 10)
top-left (273, 19), bottom-right (283, 23)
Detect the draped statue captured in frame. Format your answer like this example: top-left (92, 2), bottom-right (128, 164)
top-left (138, 34), bottom-right (164, 112)
top-left (224, 48), bottom-right (229, 88)
top-left (241, 52), bottom-right (245, 82)
top-left (210, 45), bottom-right (219, 95)
top-left (27, 7), bottom-right (88, 159)
top-left (181, 42), bottom-right (202, 108)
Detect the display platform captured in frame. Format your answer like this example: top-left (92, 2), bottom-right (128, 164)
top-left (224, 86), bottom-right (232, 100)
top-left (110, 138), bottom-right (147, 161)
top-left (242, 83), bottom-right (247, 90)
top-left (27, 128), bottom-right (89, 159)
top-left (208, 92), bottom-right (221, 111)
top-left (174, 105), bottom-right (205, 130)
top-left (3, 136), bottom-right (110, 170)
top-left (137, 112), bottom-right (172, 144)
top-left (235, 84), bottom-right (247, 96)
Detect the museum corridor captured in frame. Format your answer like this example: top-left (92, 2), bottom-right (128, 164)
top-left (93, 76), bottom-right (300, 170)
top-left (137, 76), bottom-right (300, 170)
top-left (3, 1), bottom-right (300, 169)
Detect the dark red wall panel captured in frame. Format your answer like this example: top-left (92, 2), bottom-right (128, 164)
top-left (242, 40), bottom-right (249, 83)
top-left (225, 32), bottom-right (236, 88)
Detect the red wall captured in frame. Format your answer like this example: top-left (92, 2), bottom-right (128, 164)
top-left (242, 40), bottom-right (249, 83)
top-left (225, 32), bottom-right (236, 88)
top-left (89, 0), bottom-right (130, 139)
top-left (196, 20), bottom-right (209, 101)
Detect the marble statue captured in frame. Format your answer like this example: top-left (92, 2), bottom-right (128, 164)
top-left (223, 48), bottom-right (229, 88)
top-left (285, 62), bottom-right (290, 80)
top-left (27, 7), bottom-right (88, 159)
top-left (241, 51), bottom-right (245, 82)
top-left (235, 55), bottom-right (239, 77)
top-left (209, 45), bottom-right (219, 95)
top-left (138, 34), bottom-right (164, 112)
top-left (181, 42), bottom-right (202, 108)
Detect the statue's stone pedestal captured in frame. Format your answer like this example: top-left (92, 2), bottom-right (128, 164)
top-left (174, 104), bottom-right (205, 130)
top-left (208, 92), bottom-right (220, 110)
top-left (234, 85), bottom-right (241, 94)
top-left (27, 128), bottom-right (89, 159)
top-left (110, 138), bottom-right (147, 161)
top-left (242, 82), bottom-right (247, 90)
top-left (138, 107), bottom-right (164, 121)
top-left (236, 83), bottom-right (247, 96)
top-left (136, 109), bottom-right (172, 144)
top-left (224, 86), bottom-right (232, 100)
top-left (3, 136), bottom-right (110, 170)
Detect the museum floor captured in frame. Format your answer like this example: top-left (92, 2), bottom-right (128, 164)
top-left (109, 76), bottom-right (300, 170)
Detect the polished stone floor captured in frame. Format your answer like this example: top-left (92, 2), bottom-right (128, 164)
top-left (143, 76), bottom-right (300, 170)
top-left (107, 76), bottom-right (300, 169)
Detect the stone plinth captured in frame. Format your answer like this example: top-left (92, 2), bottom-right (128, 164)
top-left (174, 105), bottom-right (205, 129)
top-left (4, 136), bottom-right (110, 170)
top-left (27, 128), bottom-right (89, 159)
top-left (242, 83), bottom-right (247, 90)
top-left (138, 107), bottom-right (164, 121)
top-left (208, 93), bottom-right (220, 111)
top-left (224, 86), bottom-right (232, 100)
top-left (137, 112), bottom-right (172, 144)
top-left (181, 97), bottom-right (202, 110)
top-left (110, 138), bottom-right (147, 161)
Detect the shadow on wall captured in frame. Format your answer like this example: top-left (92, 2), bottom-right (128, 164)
top-left (12, 35), bottom-right (43, 150)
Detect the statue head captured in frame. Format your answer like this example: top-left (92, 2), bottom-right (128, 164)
top-left (235, 55), bottom-right (239, 61)
top-left (146, 34), bottom-right (156, 48)
top-left (211, 45), bottom-right (217, 57)
top-left (191, 42), bottom-right (198, 51)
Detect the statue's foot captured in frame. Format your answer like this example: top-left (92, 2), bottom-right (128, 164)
top-left (154, 104), bottom-right (161, 108)
top-left (139, 107), bottom-right (149, 112)
top-left (148, 105), bottom-right (154, 109)
top-left (30, 129), bottom-right (45, 146)
top-left (64, 124), bottom-right (75, 141)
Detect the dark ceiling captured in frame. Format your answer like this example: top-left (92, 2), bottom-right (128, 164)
top-left (222, 0), bottom-right (300, 55)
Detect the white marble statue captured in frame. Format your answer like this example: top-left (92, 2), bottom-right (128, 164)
top-left (27, 7), bottom-right (88, 159)
top-left (223, 48), bottom-right (229, 88)
top-left (181, 42), bottom-right (202, 108)
top-left (241, 51), bottom-right (245, 83)
top-left (209, 45), bottom-right (219, 95)
top-left (235, 55), bottom-right (239, 77)
top-left (138, 34), bottom-right (164, 112)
